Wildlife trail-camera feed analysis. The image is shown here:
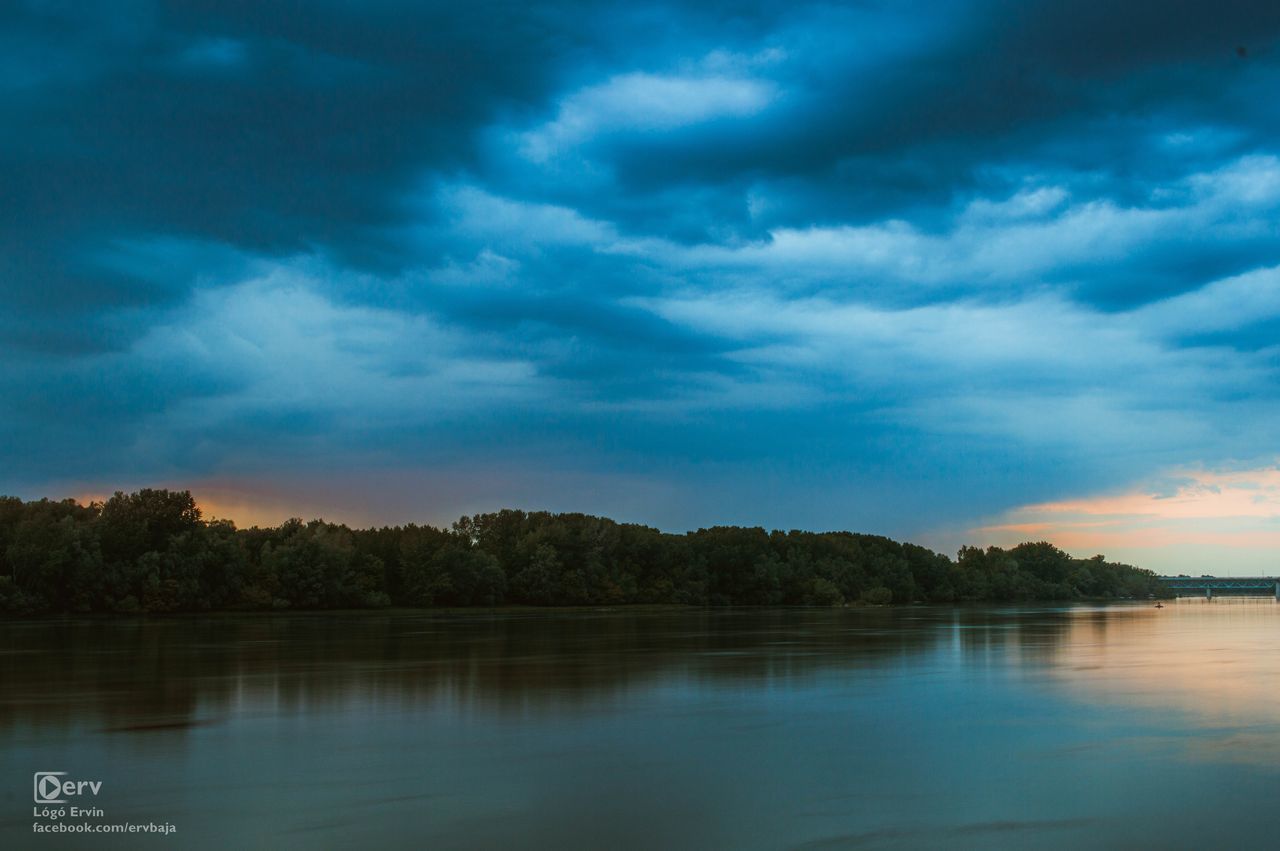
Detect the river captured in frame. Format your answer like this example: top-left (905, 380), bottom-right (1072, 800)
top-left (3, 601), bottom-right (1278, 848)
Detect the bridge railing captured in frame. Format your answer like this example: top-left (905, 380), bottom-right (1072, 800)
top-left (1157, 577), bottom-right (1280, 599)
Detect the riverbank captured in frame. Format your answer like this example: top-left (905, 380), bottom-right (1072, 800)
top-left (2, 489), bottom-right (1168, 614)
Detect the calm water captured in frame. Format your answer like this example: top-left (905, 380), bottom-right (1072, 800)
top-left (3, 602), bottom-right (1279, 849)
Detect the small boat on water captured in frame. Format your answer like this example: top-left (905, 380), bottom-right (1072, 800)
top-left (1155, 602), bottom-right (1164, 609)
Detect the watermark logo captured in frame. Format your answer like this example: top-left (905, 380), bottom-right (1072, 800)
top-left (33, 772), bottom-right (101, 804)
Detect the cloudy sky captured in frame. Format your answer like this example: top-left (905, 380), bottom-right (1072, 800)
top-left (4, 1), bottom-right (1280, 572)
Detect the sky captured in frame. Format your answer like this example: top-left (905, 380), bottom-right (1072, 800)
top-left (3, 1), bottom-right (1280, 573)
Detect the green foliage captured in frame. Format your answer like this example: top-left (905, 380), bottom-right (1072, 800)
top-left (806, 577), bottom-right (845, 606)
top-left (0, 490), bottom-right (1172, 614)
top-left (861, 586), bottom-right (893, 605)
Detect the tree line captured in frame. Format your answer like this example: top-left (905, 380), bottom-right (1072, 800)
top-left (0, 489), bottom-right (1169, 614)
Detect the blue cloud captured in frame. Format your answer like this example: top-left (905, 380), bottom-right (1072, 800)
top-left (5, 1), bottom-right (1280, 554)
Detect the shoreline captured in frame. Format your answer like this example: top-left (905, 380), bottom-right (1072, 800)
top-left (0, 598), bottom-right (1177, 622)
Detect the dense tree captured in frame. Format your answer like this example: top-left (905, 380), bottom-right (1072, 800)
top-left (0, 490), bottom-right (1172, 614)
top-left (3, 499), bottom-right (102, 612)
top-left (98, 489), bottom-right (202, 566)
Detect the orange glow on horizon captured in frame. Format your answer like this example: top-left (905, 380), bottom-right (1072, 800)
top-left (971, 462), bottom-right (1280, 570)
top-left (1028, 468), bottom-right (1280, 520)
top-left (63, 485), bottom-right (341, 529)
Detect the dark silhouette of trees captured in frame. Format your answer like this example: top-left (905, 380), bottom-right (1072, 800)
top-left (0, 489), bottom-right (1171, 614)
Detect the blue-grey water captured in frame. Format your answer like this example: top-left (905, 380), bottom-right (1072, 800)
top-left (3, 601), bottom-right (1279, 849)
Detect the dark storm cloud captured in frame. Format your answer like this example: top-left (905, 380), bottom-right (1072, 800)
top-left (5, 0), bottom-right (1280, 547)
top-left (527, 0), bottom-right (1280, 259)
top-left (1, 0), bottom-right (632, 341)
top-left (7, 0), bottom-right (1277, 320)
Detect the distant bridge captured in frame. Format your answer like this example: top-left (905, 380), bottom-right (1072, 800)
top-left (1158, 576), bottom-right (1280, 599)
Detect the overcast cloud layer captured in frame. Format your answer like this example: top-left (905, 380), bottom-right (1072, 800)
top-left (4, 1), bottom-right (1280, 567)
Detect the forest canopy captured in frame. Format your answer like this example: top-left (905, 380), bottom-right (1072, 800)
top-left (0, 489), bottom-right (1169, 614)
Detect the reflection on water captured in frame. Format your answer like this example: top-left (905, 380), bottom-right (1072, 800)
top-left (3, 603), bottom-right (1279, 849)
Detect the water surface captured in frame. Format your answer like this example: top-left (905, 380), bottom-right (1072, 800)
top-left (3, 601), bottom-right (1279, 849)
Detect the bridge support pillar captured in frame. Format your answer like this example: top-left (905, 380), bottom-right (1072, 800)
top-left (1206, 587), bottom-right (1212, 601)
top-left (1275, 581), bottom-right (1279, 601)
